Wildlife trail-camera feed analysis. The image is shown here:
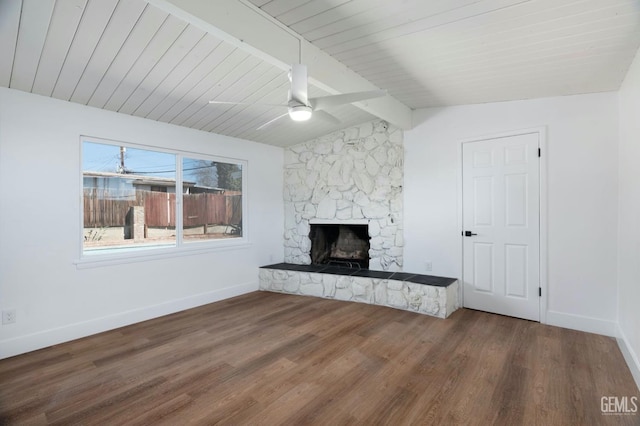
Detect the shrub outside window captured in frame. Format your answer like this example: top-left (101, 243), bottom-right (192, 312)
top-left (82, 138), bottom-right (245, 256)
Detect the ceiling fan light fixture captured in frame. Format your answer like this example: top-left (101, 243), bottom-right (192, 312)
top-left (289, 105), bottom-right (312, 121)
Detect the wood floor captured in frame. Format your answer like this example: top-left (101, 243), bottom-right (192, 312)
top-left (0, 292), bottom-right (638, 425)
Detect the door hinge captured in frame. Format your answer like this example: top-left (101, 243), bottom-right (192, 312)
top-left (539, 287), bottom-right (542, 297)
top-left (538, 148), bottom-right (541, 157)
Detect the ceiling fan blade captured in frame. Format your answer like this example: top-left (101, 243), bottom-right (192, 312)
top-left (209, 100), bottom-right (287, 108)
top-left (314, 109), bottom-right (341, 125)
top-left (289, 63), bottom-right (309, 106)
top-left (256, 112), bottom-right (289, 130)
top-left (310, 90), bottom-right (387, 111)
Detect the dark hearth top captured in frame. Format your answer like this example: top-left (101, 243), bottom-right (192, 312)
top-left (260, 263), bottom-right (457, 287)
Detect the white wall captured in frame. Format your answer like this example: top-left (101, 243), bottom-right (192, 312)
top-left (404, 92), bottom-right (619, 335)
top-left (617, 48), bottom-right (640, 388)
top-left (0, 88), bottom-right (284, 359)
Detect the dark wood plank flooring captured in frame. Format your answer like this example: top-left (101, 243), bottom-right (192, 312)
top-left (0, 291), bottom-right (638, 425)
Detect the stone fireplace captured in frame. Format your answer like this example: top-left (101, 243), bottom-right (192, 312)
top-left (309, 223), bottom-right (370, 268)
top-left (262, 119), bottom-right (460, 319)
top-left (284, 120), bottom-right (404, 271)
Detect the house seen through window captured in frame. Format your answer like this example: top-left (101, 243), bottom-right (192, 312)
top-left (82, 139), bottom-right (244, 255)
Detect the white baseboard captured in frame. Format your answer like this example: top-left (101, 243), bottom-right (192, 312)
top-left (0, 282), bottom-right (257, 360)
top-left (545, 310), bottom-right (617, 337)
top-left (617, 325), bottom-right (640, 392)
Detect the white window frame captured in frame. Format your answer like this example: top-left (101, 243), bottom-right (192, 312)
top-left (76, 136), bottom-right (249, 268)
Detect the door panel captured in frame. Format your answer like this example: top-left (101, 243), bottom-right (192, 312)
top-left (474, 177), bottom-right (493, 226)
top-left (462, 132), bottom-right (540, 321)
top-left (505, 173), bottom-right (527, 226)
top-left (473, 243), bottom-right (494, 292)
top-left (505, 244), bottom-right (527, 298)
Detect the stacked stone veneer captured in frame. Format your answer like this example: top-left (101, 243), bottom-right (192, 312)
top-left (259, 269), bottom-right (459, 319)
top-left (284, 120), bottom-right (404, 271)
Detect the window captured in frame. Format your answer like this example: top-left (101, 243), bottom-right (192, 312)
top-left (82, 138), bottom-right (245, 257)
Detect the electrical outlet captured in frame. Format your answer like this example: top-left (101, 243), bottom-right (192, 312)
top-left (425, 261), bottom-right (433, 272)
top-left (2, 309), bottom-right (16, 325)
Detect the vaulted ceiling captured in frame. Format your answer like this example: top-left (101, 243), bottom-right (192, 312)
top-left (1, 0), bottom-right (639, 147)
top-left (250, 0), bottom-right (640, 108)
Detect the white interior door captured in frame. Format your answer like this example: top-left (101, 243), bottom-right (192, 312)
top-left (462, 132), bottom-right (540, 321)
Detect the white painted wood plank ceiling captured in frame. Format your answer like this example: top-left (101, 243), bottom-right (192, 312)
top-left (1, 0), bottom-right (639, 147)
top-left (0, 0), bottom-right (375, 147)
top-left (249, 0), bottom-right (640, 108)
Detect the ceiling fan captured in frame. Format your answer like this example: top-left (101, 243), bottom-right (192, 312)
top-left (209, 64), bottom-right (386, 130)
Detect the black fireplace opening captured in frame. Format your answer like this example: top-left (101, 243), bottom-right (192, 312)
top-left (309, 224), bottom-right (370, 269)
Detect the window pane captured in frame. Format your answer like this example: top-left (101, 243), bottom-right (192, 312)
top-left (83, 141), bottom-right (177, 254)
top-left (182, 157), bottom-right (243, 242)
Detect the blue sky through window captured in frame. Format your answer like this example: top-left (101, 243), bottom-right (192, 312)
top-left (83, 141), bottom-right (176, 179)
top-left (82, 140), bottom-right (237, 188)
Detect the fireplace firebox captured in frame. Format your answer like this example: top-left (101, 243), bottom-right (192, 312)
top-left (309, 224), bottom-right (370, 268)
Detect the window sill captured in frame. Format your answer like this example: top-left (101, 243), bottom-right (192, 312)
top-left (74, 239), bottom-right (253, 269)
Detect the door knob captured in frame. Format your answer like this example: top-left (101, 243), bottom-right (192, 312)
top-left (464, 230), bottom-right (477, 237)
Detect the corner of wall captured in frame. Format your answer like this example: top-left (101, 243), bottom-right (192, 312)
top-left (617, 324), bottom-right (640, 391)
top-left (616, 46), bottom-right (640, 392)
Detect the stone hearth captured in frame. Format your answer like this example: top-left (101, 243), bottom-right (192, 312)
top-left (259, 263), bottom-right (459, 319)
